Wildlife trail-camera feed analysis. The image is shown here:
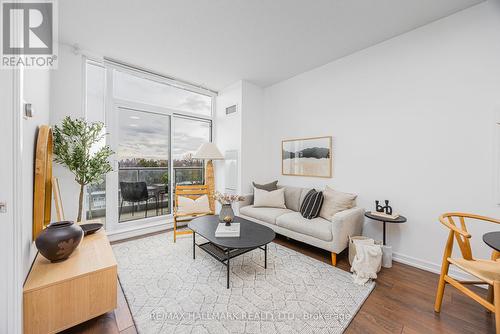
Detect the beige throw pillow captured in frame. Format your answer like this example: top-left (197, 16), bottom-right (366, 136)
top-left (319, 186), bottom-right (357, 219)
top-left (177, 195), bottom-right (210, 214)
top-left (253, 188), bottom-right (286, 209)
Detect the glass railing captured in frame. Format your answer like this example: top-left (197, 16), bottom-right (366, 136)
top-left (86, 166), bottom-right (204, 221)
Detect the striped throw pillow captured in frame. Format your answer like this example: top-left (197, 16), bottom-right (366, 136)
top-left (300, 189), bottom-right (324, 219)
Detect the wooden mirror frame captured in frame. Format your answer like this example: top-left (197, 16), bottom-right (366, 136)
top-left (33, 125), bottom-right (53, 240)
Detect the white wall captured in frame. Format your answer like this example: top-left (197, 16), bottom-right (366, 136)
top-left (262, 0), bottom-right (500, 270)
top-left (240, 81), bottom-right (270, 194)
top-left (215, 81), bottom-right (243, 194)
top-left (0, 69), bottom-right (16, 334)
top-left (215, 80), bottom-right (269, 198)
top-left (0, 66), bottom-right (51, 334)
top-left (21, 68), bottom-right (51, 279)
top-left (50, 44), bottom-right (85, 221)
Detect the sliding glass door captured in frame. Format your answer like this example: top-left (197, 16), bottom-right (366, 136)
top-left (173, 116), bottom-right (211, 186)
top-left (101, 64), bottom-right (214, 233)
top-left (117, 107), bottom-right (170, 223)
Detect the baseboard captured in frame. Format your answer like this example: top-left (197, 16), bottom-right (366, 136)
top-left (107, 221), bottom-right (173, 242)
top-left (392, 251), bottom-right (484, 287)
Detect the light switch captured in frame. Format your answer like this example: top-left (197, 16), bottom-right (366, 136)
top-left (24, 103), bottom-right (34, 118)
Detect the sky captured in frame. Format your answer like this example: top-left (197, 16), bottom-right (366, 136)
top-left (86, 65), bottom-right (212, 163)
top-left (114, 70), bottom-right (211, 116)
top-left (118, 108), bottom-right (210, 162)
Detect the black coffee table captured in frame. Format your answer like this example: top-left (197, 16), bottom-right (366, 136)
top-left (188, 215), bottom-right (275, 288)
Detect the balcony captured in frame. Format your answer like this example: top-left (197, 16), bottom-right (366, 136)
top-left (86, 166), bottom-right (204, 222)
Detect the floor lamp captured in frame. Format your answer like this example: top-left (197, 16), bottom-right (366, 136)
top-left (193, 143), bottom-right (224, 212)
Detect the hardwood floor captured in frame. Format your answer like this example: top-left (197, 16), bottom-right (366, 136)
top-left (62, 232), bottom-right (495, 334)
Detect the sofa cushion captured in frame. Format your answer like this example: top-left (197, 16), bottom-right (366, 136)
top-left (276, 212), bottom-right (333, 241)
top-left (319, 186), bottom-right (357, 220)
top-left (239, 205), bottom-right (292, 225)
top-left (282, 186), bottom-right (303, 211)
top-left (299, 188), bottom-right (313, 208)
top-left (253, 180), bottom-right (278, 191)
top-left (253, 188), bottom-right (286, 208)
top-left (299, 189), bottom-right (324, 219)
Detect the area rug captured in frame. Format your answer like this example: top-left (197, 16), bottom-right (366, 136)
top-left (112, 232), bottom-right (375, 334)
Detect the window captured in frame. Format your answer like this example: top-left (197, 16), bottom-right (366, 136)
top-left (113, 70), bottom-right (212, 117)
top-left (117, 108), bottom-right (171, 223)
top-left (85, 61), bottom-right (107, 222)
top-left (173, 116), bottom-right (211, 185)
top-left (82, 61), bottom-right (216, 227)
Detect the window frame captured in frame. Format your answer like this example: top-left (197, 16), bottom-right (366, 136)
top-left (83, 58), bottom-right (216, 234)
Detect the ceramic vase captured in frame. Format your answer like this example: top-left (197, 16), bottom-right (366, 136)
top-left (35, 221), bottom-right (84, 262)
top-left (219, 204), bottom-right (235, 225)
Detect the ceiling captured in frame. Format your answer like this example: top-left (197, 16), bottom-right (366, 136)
top-left (59, 0), bottom-right (483, 91)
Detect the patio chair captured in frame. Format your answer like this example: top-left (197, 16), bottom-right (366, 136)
top-left (119, 181), bottom-right (157, 220)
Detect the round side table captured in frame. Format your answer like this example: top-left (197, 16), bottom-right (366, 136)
top-left (364, 212), bottom-right (407, 268)
top-left (483, 232), bottom-right (500, 252)
top-left (364, 212), bottom-right (407, 245)
top-left (483, 231), bottom-right (500, 261)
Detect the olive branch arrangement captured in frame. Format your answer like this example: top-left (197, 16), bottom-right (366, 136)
top-left (53, 116), bottom-right (114, 222)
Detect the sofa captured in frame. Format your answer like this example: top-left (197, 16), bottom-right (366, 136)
top-left (238, 185), bottom-right (364, 266)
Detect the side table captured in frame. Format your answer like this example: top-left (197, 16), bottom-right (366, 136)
top-left (364, 211), bottom-right (407, 268)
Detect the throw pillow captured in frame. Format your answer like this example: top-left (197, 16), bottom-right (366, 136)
top-left (319, 186), bottom-right (357, 219)
top-left (252, 180), bottom-right (278, 191)
top-left (300, 189), bottom-right (324, 220)
top-left (177, 195), bottom-right (210, 214)
top-left (253, 187), bottom-right (286, 208)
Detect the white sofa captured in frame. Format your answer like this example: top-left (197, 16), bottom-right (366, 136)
top-left (238, 185), bottom-right (364, 266)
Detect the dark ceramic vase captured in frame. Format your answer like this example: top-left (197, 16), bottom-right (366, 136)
top-left (35, 221), bottom-right (84, 262)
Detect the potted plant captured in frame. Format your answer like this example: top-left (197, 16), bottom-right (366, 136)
top-left (53, 116), bottom-right (114, 222)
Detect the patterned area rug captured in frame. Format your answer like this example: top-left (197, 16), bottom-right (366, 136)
top-left (112, 232), bottom-right (374, 334)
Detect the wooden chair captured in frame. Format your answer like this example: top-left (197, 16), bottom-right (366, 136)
top-left (434, 212), bottom-right (500, 332)
top-left (173, 184), bottom-right (214, 242)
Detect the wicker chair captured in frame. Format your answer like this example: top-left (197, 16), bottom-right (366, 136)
top-left (434, 212), bottom-right (500, 332)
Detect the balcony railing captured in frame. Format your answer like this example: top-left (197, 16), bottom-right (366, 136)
top-left (86, 166), bottom-right (204, 220)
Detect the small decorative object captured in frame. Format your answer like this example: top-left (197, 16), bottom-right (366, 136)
top-left (214, 191), bottom-right (245, 225)
top-left (223, 215), bottom-right (233, 225)
top-left (53, 117), bottom-right (114, 222)
top-left (282, 136), bottom-right (332, 178)
top-left (35, 221), bottom-right (84, 262)
top-left (80, 223), bottom-right (103, 236)
top-left (375, 200), bottom-right (393, 215)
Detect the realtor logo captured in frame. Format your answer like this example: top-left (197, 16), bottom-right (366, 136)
top-left (1, 0), bottom-right (58, 68)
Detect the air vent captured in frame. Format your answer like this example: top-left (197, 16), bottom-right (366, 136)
top-left (225, 105), bottom-right (237, 115)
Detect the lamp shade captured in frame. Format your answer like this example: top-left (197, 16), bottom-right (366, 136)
top-left (193, 142), bottom-right (224, 160)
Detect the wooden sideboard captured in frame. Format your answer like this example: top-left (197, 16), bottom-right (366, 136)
top-left (23, 229), bottom-right (117, 334)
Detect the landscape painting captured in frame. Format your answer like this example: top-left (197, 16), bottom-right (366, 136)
top-left (282, 136), bottom-right (332, 177)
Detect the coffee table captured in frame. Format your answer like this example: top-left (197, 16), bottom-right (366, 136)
top-left (188, 215), bottom-right (275, 288)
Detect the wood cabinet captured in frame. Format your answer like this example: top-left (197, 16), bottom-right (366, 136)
top-left (23, 230), bottom-right (117, 334)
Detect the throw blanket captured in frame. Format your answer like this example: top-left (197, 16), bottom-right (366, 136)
top-left (350, 238), bottom-right (382, 285)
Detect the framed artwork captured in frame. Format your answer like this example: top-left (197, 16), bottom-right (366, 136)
top-left (282, 136), bottom-right (332, 178)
